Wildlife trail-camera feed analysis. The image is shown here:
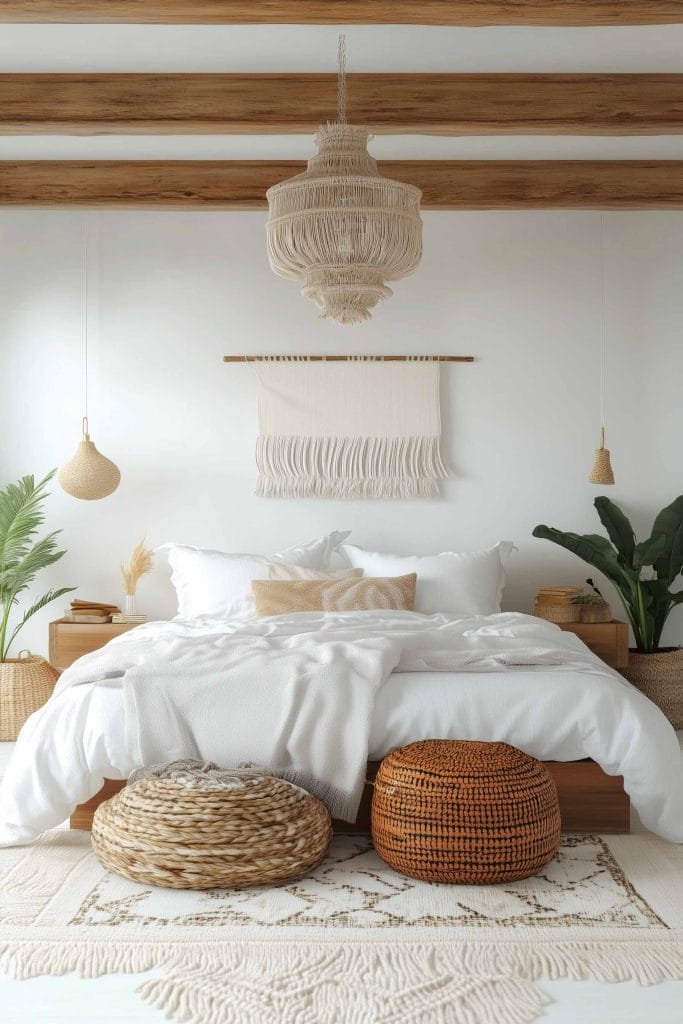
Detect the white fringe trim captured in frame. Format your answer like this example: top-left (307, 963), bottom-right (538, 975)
top-left (1, 937), bottom-right (682, 1024)
top-left (256, 434), bottom-right (450, 499)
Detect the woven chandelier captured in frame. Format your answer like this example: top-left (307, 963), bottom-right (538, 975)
top-left (266, 36), bottom-right (422, 325)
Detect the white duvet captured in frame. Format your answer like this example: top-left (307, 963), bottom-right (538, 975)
top-left (1, 611), bottom-right (682, 846)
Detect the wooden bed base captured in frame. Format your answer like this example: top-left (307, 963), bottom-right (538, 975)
top-left (71, 758), bottom-right (630, 834)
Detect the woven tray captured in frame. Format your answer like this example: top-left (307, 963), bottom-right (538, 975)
top-left (534, 602), bottom-right (581, 623)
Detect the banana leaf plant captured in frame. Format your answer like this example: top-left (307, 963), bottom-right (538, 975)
top-left (533, 496), bottom-right (683, 653)
top-left (0, 470), bottom-right (75, 661)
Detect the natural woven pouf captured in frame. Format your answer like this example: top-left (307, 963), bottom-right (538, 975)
top-left (92, 765), bottom-right (332, 889)
top-left (371, 740), bottom-right (561, 885)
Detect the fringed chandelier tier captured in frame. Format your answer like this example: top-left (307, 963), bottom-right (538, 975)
top-left (266, 36), bottom-right (422, 325)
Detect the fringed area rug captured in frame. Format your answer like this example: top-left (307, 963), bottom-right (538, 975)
top-left (1, 831), bottom-right (682, 1024)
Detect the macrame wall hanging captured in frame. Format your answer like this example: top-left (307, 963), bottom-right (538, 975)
top-left (248, 355), bottom-right (451, 500)
top-left (588, 212), bottom-right (616, 486)
top-left (59, 211), bottom-right (121, 501)
top-left (266, 35), bottom-right (422, 325)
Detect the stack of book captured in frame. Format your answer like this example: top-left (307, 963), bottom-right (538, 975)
top-left (535, 586), bottom-right (582, 605)
top-left (533, 586), bottom-right (582, 623)
top-left (111, 612), bottom-right (148, 625)
top-left (62, 600), bottom-right (121, 624)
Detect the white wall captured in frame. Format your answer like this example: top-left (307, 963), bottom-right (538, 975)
top-left (1, 209), bottom-right (682, 656)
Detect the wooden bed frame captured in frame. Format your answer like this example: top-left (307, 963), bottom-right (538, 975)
top-left (70, 620), bottom-right (632, 834)
top-left (71, 758), bottom-right (630, 833)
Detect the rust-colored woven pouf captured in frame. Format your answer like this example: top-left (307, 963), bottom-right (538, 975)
top-left (371, 740), bottom-right (561, 884)
top-left (92, 771), bottom-right (332, 889)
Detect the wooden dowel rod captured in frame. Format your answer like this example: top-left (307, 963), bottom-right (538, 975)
top-left (223, 355), bottom-right (475, 362)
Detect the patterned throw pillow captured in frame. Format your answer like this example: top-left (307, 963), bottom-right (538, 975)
top-left (265, 562), bottom-right (363, 581)
top-left (252, 573), bottom-right (417, 616)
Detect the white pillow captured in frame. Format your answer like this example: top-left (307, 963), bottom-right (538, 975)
top-left (164, 531), bottom-right (350, 619)
top-left (265, 562), bottom-right (363, 581)
top-left (340, 542), bottom-right (513, 616)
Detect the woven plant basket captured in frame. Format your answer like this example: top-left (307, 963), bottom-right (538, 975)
top-left (371, 740), bottom-right (561, 885)
top-left (579, 603), bottom-right (612, 623)
top-left (534, 602), bottom-right (581, 624)
top-left (0, 653), bottom-right (59, 741)
top-left (92, 774), bottom-right (332, 889)
top-left (622, 649), bottom-right (683, 730)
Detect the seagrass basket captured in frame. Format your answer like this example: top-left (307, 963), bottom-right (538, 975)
top-left (371, 740), bottom-right (561, 885)
top-left (622, 649), bottom-right (683, 730)
top-left (0, 653), bottom-right (59, 741)
top-left (92, 773), bottom-right (332, 889)
top-left (533, 602), bottom-right (581, 624)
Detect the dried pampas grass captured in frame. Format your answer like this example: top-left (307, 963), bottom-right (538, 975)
top-left (120, 538), bottom-right (154, 597)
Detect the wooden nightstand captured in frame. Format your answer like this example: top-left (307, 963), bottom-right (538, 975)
top-left (48, 619), bottom-right (139, 673)
top-left (558, 620), bottom-right (629, 670)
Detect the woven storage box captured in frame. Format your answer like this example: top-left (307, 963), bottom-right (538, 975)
top-left (371, 740), bottom-right (561, 885)
top-left (0, 654), bottom-right (59, 741)
top-left (579, 603), bottom-right (612, 623)
top-left (622, 649), bottom-right (683, 730)
top-left (92, 773), bottom-right (332, 889)
top-left (533, 602), bottom-right (581, 624)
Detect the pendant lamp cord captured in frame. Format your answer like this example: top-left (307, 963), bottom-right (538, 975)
top-left (83, 210), bottom-right (89, 440)
top-left (599, 210), bottom-right (606, 442)
top-left (337, 33), bottom-right (347, 124)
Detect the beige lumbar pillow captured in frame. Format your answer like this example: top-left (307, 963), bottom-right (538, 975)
top-left (265, 561), bottom-right (363, 581)
top-left (252, 573), bottom-right (417, 616)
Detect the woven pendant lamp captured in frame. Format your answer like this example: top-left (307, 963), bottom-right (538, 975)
top-left (588, 212), bottom-right (615, 485)
top-left (59, 212), bottom-right (121, 501)
top-left (266, 35), bottom-right (422, 325)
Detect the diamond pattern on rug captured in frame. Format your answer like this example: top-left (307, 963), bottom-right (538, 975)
top-left (70, 833), bottom-right (664, 929)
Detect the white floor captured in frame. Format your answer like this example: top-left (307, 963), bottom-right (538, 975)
top-left (1, 738), bottom-right (682, 1023)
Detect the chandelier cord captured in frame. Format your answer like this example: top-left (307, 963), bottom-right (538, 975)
top-left (83, 209), bottom-right (89, 439)
top-left (599, 210), bottom-right (606, 437)
top-left (337, 33), bottom-right (347, 124)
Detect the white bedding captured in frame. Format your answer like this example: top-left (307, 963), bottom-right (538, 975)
top-left (1, 611), bottom-right (682, 845)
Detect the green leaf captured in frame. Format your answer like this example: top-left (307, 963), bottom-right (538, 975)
top-left (0, 469), bottom-right (73, 660)
top-left (4, 586), bottom-right (76, 656)
top-left (532, 525), bottom-right (634, 590)
top-left (594, 496), bottom-right (636, 566)
top-left (633, 534), bottom-right (668, 570)
top-left (651, 495), bottom-right (683, 584)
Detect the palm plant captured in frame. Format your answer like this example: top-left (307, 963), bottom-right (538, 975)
top-left (0, 470), bottom-right (75, 661)
top-left (533, 496), bottom-right (683, 653)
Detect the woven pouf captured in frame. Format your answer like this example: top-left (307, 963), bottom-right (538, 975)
top-left (371, 740), bottom-right (561, 884)
top-left (92, 768), bottom-right (332, 889)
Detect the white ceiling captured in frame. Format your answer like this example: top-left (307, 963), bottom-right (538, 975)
top-left (1, 23), bottom-right (682, 161)
top-left (3, 135), bottom-right (683, 162)
top-left (1, 23), bottom-right (683, 72)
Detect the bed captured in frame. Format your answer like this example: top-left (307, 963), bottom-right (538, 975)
top-left (1, 609), bottom-right (682, 847)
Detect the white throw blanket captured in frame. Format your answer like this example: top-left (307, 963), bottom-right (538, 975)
top-left (52, 611), bottom-right (616, 822)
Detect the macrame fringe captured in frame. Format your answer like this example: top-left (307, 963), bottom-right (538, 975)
top-left (1, 937), bottom-right (682, 1024)
top-left (256, 434), bottom-right (449, 499)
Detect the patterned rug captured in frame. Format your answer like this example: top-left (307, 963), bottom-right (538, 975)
top-left (1, 830), bottom-right (682, 1024)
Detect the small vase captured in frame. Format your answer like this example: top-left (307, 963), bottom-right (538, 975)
top-left (124, 594), bottom-right (136, 615)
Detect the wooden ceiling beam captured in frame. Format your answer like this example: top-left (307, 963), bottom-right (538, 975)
top-left (2, 73), bottom-right (683, 136)
top-left (1, 2), bottom-right (682, 26)
top-left (2, 160), bottom-right (682, 209)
